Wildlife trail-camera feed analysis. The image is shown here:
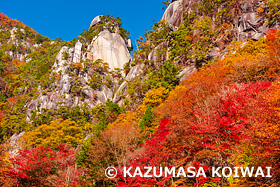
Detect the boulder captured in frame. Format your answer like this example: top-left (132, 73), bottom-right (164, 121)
top-left (162, 0), bottom-right (189, 30)
top-left (178, 64), bottom-right (197, 82)
top-left (125, 64), bottom-right (144, 81)
top-left (89, 15), bottom-right (103, 28)
top-left (127, 38), bottom-right (132, 49)
top-left (87, 30), bottom-right (131, 70)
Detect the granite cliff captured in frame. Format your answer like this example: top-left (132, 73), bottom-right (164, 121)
top-left (26, 16), bottom-right (133, 120)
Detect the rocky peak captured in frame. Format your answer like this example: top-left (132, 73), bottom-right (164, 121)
top-left (85, 30), bottom-right (131, 71)
top-left (89, 15), bottom-right (103, 28)
top-left (26, 16), bottom-right (134, 121)
top-left (80, 15), bottom-right (132, 70)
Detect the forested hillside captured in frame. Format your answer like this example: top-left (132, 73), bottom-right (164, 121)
top-left (0, 0), bottom-right (280, 186)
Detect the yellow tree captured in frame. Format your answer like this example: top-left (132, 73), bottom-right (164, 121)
top-left (0, 144), bottom-right (13, 187)
top-left (23, 118), bottom-right (83, 148)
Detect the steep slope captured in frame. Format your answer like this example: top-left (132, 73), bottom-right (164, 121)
top-left (162, 0), bottom-right (279, 41)
top-left (116, 0), bottom-right (280, 108)
top-left (26, 15), bottom-right (132, 123)
top-left (159, 0), bottom-right (280, 62)
top-left (0, 12), bottom-right (67, 138)
top-left (0, 12), bottom-right (66, 98)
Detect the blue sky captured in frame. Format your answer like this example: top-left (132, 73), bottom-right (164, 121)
top-left (0, 0), bottom-right (166, 48)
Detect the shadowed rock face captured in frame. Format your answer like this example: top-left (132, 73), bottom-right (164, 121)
top-left (233, 11), bottom-right (279, 42)
top-left (86, 30), bottom-right (131, 70)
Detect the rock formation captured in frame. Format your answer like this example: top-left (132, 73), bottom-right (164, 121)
top-left (161, 0), bottom-right (188, 31)
top-left (162, 0), bottom-right (279, 42)
top-left (86, 30), bottom-right (131, 70)
top-left (26, 42), bottom-right (115, 120)
top-left (113, 64), bottom-right (144, 103)
top-left (159, 0), bottom-right (280, 79)
top-left (26, 17), bottom-right (133, 120)
top-left (89, 15), bottom-right (103, 28)
top-left (73, 40), bottom-right (82, 63)
top-left (26, 0), bottom-right (280, 121)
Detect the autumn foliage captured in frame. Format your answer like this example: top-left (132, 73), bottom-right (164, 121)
top-left (2, 5), bottom-right (280, 187)
top-left (8, 144), bottom-right (88, 186)
top-left (117, 119), bottom-right (171, 187)
top-left (116, 30), bottom-right (280, 186)
top-left (0, 12), bottom-right (36, 33)
top-left (0, 13), bottom-right (25, 29)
